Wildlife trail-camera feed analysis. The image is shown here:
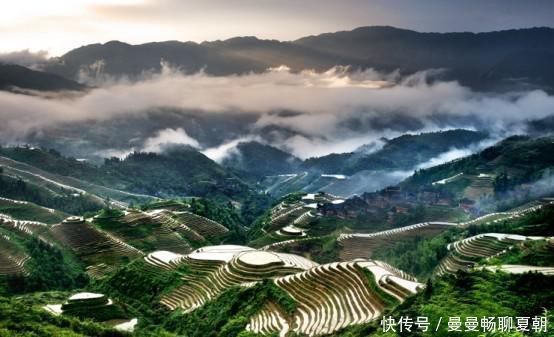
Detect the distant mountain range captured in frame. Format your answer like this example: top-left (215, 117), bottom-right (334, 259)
top-left (37, 26), bottom-right (554, 92)
top-left (2, 26), bottom-right (554, 92)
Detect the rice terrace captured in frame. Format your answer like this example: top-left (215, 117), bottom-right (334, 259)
top-left (2, 1), bottom-right (554, 336)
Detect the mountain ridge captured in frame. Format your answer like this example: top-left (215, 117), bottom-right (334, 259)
top-left (39, 26), bottom-right (554, 91)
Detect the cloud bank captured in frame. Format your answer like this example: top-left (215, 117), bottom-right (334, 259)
top-left (1, 65), bottom-right (554, 160)
top-left (0, 49), bottom-right (49, 68)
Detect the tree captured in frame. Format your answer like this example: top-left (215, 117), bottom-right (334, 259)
top-left (103, 196), bottom-right (111, 210)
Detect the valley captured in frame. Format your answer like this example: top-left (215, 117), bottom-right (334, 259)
top-left (1, 132), bottom-right (553, 337)
top-left (2, 13), bottom-right (554, 336)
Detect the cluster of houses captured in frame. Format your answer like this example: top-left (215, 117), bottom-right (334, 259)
top-left (317, 186), bottom-right (470, 220)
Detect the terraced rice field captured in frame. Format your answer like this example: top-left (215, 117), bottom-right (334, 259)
top-left (268, 260), bottom-right (421, 336)
top-left (458, 203), bottom-right (547, 227)
top-left (463, 174), bottom-right (494, 200)
top-left (436, 233), bottom-right (545, 275)
top-left (260, 235), bottom-right (327, 251)
top-left (172, 211), bottom-right (229, 239)
top-left (146, 243), bottom-right (421, 336)
top-left (0, 213), bottom-right (48, 237)
top-left (144, 251), bottom-right (185, 270)
top-left (481, 264), bottom-right (554, 275)
top-left (97, 209), bottom-right (194, 254)
top-left (269, 204), bottom-right (308, 231)
top-left (0, 197), bottom-right (66, 224)
top-left (277, 224), bottom-right (307, 237)
top-left (247, 301), bottom-right (290, 337)
top-left (50, 217), bottom-right (142, 278)
top-left (0, 234), bottom-right (29, 275)
top-left (338, 222), bottom-right (457, 260)
top-left (157, 246), bottom-right (317, 312)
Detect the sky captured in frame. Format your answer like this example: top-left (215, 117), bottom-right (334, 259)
top-left (1, 0), bottom-right (553, 56)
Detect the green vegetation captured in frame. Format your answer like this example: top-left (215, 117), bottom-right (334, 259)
top-left (361, 269), bottom-right (399, 308)
top-left (373, 205), bottom-right (554, 279)
top-left (1, 237), bottom-right (88, 295)
top-left (161, 280), bottom-right (295, 337)
top-left (276, 236), bottom-right (340, 264)
top-left (0, 198), bottom-right (66, 224)
top-left (303, 130), bottom-right (488, 174)
top-left (0, 169), bottom-right (102, 215)
top-left (0, 146), bottom-right (257, 204)
top-left (489, 240), bottom-right (554, 267)
top-left (188, 198), bottom-right (243, 231)
top-left (222, 141), bottom-right (301, 180)
top-left (322, 271), bottom-right (554, 337)
top-left (372, 231), bottom-right (455, 279)
top-left (405, 136), bottom-right (554, 210)
top-left (93, 213), bottom-right (174, 253)
top-left (62, 298), bottom-right (128, 322)
top-left (93, 259), bottom-right (183, 320)
top-left (387, 271), bottom-right (554, 337)
top-left (0, 295), bottom-right (129, 337)
top-left (467, 204), bottom-right (554, 237)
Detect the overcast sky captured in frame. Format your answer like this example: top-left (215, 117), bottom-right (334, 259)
top-left (1, 0), bottom-right (553, 56)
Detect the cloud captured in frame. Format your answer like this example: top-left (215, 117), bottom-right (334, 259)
top-left (142, 127), bottom-right (200, 152)
top-left (201, 136), bottom-right (258, 162)
top-left (416, 138), bottom-right (499, 170)
top-left (0, 49), bottom-right (49, 68)
top-left (1, 65), bottom-right (554, 159)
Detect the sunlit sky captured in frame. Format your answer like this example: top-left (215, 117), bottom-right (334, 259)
top-left (1, 0), bottom-right (553, 56)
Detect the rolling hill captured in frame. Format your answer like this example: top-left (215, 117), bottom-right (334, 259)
top-left (0, 145), bottom-right (253, 202)
top-left (222, 141), bottom-right (302, 180)
top-left (303, 129), bottom-right (488, 174)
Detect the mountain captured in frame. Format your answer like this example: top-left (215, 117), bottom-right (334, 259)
top-left (0, 64), bottom-right (84, 92)
top-left (102, 146), bottom-right (252, 200)
top-left (294, 26), bottom-right (554, 90)
top-left (0, 145), bottom-right (252, 202)
top-left (43, 26), bottom-right (554, 91)
top-left (43, 38), bottom-right (349, 81)
top-left (221, 141), bottom-right (302, 179)
top-left (256, 130), bottom-right (489, 198)
top-left (404, 135), bottom-right (554, 189)
top-left (1, 134), bottom-right (554, 337)
top-left (303, 129), bottom-right (488, 174)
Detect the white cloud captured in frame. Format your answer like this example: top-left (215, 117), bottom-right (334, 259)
top-left (0, 66), bottom-right (553, 159)
top-left (142, 127), bottom-right (200, 153)
top-left (0, 49), bottom-right (49, 68)
top-left (201, 136), bottom-right (257, 162)
top-left (416, 138), bottom-right (499, 169)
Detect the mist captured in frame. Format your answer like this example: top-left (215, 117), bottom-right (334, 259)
top-left (1, 65), bottom-right (554, 160)
top-left (0, 49), bottom-right (49, 68)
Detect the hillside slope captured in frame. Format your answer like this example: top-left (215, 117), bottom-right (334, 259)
top-left (0, 64), bottom-right (83, 92)
top-left (0, 146), bottom-right (253, 201)
top-left (303, 130), bottom-right (488, 174)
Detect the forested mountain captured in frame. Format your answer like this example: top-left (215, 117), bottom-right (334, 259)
top-left (0, 145), bottom-right (253, 201)
top-left (405, 135), bottom-right (554, 189)
top-left (42, 26), bottom-right (554, 91)
top-left (303, 129), bottom-right (488, 174)
top-left (0, 64), bottom-right (84, 92)
top-left (222, 141), bottom-right (302, 179)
